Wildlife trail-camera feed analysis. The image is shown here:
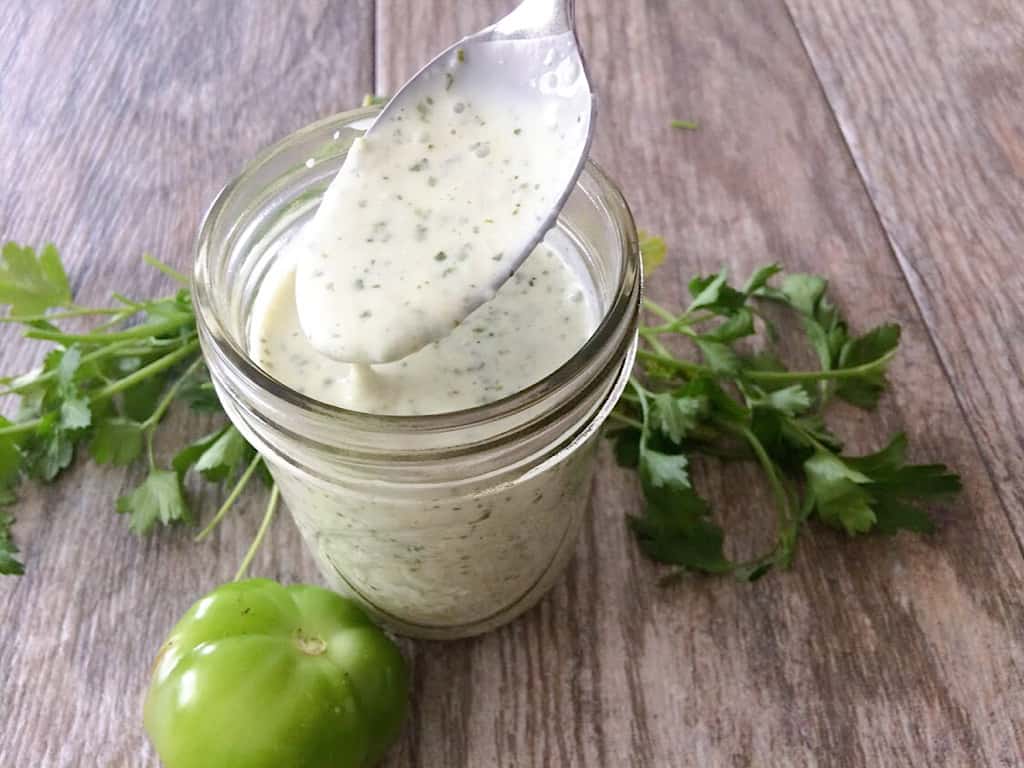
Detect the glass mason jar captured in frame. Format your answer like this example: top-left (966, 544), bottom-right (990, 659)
top-left (193, 106), bottom-right (640, 639)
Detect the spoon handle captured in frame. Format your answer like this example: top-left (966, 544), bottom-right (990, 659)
top-left (492, 0), bottom-right (576, 39)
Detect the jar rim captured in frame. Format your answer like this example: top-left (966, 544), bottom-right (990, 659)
top-left (193, 106), bottom-right (640, 439)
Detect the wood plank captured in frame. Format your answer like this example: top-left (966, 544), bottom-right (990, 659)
top-left (0, 1), bottom-right (373, 764)
top-left (3, 1), bottom-right (1023, 766)
top-left (378, 1), bottom-right (1024, 766)
top-left (783, 0), bottom-right (1024, 540)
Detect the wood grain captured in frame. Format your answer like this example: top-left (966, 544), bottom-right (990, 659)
top-left (0, 1), bottom-right (373, 765)
top-left (379, 1), bottom-right (1024, 766)
top-left (782, 0), bottom-right (1024, 545)
top-left (2, 1), bottom-right (1023, 767)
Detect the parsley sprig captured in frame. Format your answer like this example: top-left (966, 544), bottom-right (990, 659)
top-left (612, 238), bottom-right (961, 580)
top-left (0, 242), bottom-right (269, 574)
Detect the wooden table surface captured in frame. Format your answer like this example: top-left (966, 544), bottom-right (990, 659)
top-left (2, 1), bottom-right (1022, 765)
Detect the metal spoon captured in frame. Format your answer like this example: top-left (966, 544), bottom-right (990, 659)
top-left (370, 0), bottom-right (596, 248)
top-left (295, 0), bottom-right (595, 364)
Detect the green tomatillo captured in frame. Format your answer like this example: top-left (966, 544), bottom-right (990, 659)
top-left (144, 579), bottom-right (408, 768)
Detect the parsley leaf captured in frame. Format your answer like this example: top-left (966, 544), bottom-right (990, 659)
top-left (688, 269), bottom-right (746, 314)
top-left (804, 451), bottom-right (875, 534)
top-left (742, 264), bottom-right (782, 295)
top-left (0, 417), bottom-right (21, 489)
top-left (648, 391), bottom-right (705, 443)
top-left (0, 510), bottom-right (23, 575)
top-left (629, 482), bottom-right (731, 574)
top-left (755, 384), bottom-right (812, 417)
top-left (55, 347), bottom-right (91, 430)
top-left (23, 414), bottom-right (76, 482)
top-left (834, 324), bottom-right (900, 408)
top-left (193, 426), bottom-right (251, 481)
top-left (172, 427), bottom-right (228, 479)
top-left (700, 308), bottom-right (755, 343)
top-left (120, 369), bottom-right (170, 422)
top-left (802, 434), bottom-right (958, 537)
top-left (89, 418), bottom-right (144, 466)
top-left (625, 381), bottom-right (734, 575)
top-left (116, 469), bottom-right (190, 534)
top-left (177, 370), bottom-right (222, 412)
top-left (695, 338), bottom-right (741, 374)
top-left (0, 242), bottom-right (71, 315)
top-left (641, 446), bottom-right (691, 490)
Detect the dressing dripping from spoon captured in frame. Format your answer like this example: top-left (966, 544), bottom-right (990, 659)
top-left (292, 0), bottom-right (594, 365)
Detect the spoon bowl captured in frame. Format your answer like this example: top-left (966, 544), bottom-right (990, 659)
top-left (294, 0), bottom-right (596, 364)
top-left (371, 0), bottom-right (595, 280)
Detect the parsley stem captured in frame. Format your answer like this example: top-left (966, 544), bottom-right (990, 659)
top-left (0, 340), bottom-right (199, 438)
top-left (734, 424), bottom-right (797, 567)
top-left (143, 254), bottom-right (190, 285)
top-left (640, 309), bottom-right (715, 335)
top-left (636, 349), bottom-right (710, 377)
top-left (111, 293), bottom-right (143, 308)
top-left (93, 342), bottom-right (186, 357)
top-left (141, 356), bottom-right (205, 431)
top-left (744, 351), bottom-right (896, 383)
top-left (636, 348), bottom-right (897, 383)
top-left (0, 339), bottom-right (197, 435)
top-left (25, 318), bottom-right (187, 344)
top-left (608, 411), bottom-right (644, 430)
top-left (0, 305), bottom-right (124, 323)
top-left (628, 378), bottom-right (653, 440)
top-left (146, 428), bottom-right (157, 470)
top-left (91, 339), bottom-right (199, 401)
top-left (0, 418), bottom-right (41, 438)
top-left (91, 308), bottom-right (143, 333)
top-left (641, 332), bottom-right (677, 358)
top-left (142, 354), bottom-right (205, 469)
top-left (641, 298), bottom-right (677, 323)
top-left (784, 418), bottom-right (832, 455)
top-left (194, 452), bottom-right (263, 542)
top-left (0, 339), bottom-right (140, 396)
top-left (234, 483), bottom-right (279, 582)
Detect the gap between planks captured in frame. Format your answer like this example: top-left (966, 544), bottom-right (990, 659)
top-left (779, 0), bottom-right (1024, 567)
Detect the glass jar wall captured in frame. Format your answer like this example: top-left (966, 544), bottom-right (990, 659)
top-left (193, 106), bottom-right (640, 639)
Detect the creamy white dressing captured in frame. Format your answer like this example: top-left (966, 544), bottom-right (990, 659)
top-left (251, 241), bottom-right (595, 415)
top-left (277, 430), bottom-right (598, 630)
top-left (249, 235), bottom-right (601, 630)
top-left (241, 29), bottom-right (601, 633)
top-left (292, 47), bottom-right (588, 363)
